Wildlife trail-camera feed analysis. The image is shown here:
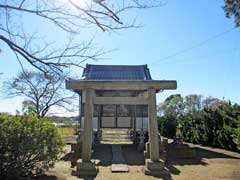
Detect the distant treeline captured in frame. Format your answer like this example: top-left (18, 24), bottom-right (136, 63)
top-left (46, 115), bottom-right (78, 125)
top-left (158, 94), bottom-right (240, 151)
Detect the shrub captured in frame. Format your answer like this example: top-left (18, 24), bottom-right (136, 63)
top-left (0, 113), bottom-right (64, 179)
top-left (158, 95), bottom-right (240, 151)
top-left (232, 127), bottom-right (240, 150)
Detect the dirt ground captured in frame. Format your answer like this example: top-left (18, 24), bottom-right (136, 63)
top-left (40, 141), bottom-right (240, 180)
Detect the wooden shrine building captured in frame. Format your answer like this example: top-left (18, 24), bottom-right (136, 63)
top-left (66, 64), bottom-right (177, 176)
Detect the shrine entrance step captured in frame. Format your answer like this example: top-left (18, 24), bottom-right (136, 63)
top-left (101, 129), bottom-right (133, 144)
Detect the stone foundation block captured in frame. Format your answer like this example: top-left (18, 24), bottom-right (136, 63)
top-left (75, 159), bottom-right (98, 176)
top-left (143, 159), bottom-right (169, 176)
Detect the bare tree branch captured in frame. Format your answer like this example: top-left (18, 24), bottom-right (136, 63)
top-left (0, 0), bottom-right (163, 74)
top-left (3, 71), bottom-right (77, 117)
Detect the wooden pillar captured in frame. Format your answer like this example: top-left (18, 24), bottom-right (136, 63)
top-left (82, 89), bottom-right (94, 162)
top-left (147, 88), bottom-right (160, 161)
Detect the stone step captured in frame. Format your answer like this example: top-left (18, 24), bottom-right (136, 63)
top-left (101, 138), bottom-right (132, 143)
top-left (101, 139), bottom-right (131, 143)
top-left (102, 134), bottom-right (130, 138)
top-left (101, 128), bottom-right (133, 144)
top-left (101, 141), bottom-right (133, 144)
top-left (102, 131), bottom-right (129, 135)
top-left (102, 137), bottom-right (131, 141)
top-left (102, 136), bottom-right (130, 140)
top-left (102, 128), bottom-right (129, 131)
top-left (102, 130), bottom-right (130, 135)
top-left (101, 140), bottom-right (133, 144)
top-left (102, 135), bottom-right (129, 139)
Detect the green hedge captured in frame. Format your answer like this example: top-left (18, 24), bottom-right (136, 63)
top-left (158, 95), bottom-right (240, 151)
top-left (0, 113), bottom-right (64, 179)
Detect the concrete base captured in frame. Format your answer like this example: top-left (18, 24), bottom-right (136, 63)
top-left (75, 159), bottom-right (98, 176)
top-left (143, 159), bottom-right (169, 176)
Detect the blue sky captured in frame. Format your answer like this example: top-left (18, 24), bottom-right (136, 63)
top-left (0, 0), bottom-right (239, 116)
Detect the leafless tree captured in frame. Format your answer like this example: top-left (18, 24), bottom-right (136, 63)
top-left (0, 0), bottom-right (162, 74)
top-left (4, 71), bottom-right (76, 117)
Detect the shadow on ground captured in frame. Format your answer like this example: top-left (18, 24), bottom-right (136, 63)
top-left (166, 145), bottom-right (240, 177)
top-left (35, 175), bottom-right (58, 180)
top-left (39, 142), bottom-right (239, 180)
top-left (122, 143), bottom-right (240, 180)
top-left (71, 171), bottom-right (97, 180)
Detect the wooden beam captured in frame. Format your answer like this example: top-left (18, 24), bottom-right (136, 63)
top-left (94, 97), bottom-right (148, 105)
top-left (66, 80), bottom-right (177, 91)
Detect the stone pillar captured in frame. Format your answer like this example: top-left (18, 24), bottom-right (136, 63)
top-left (82, 89), bottom-right (94, 161)
top-left (76, 89), bottom-right (98, 176)
top-left (148, 88), bottom-right (159, 161)
top-left (143, 88), bottom-right (168, 176)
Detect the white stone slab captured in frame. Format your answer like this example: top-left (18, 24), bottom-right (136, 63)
top-left (111, 164), bottom-right (129, 172)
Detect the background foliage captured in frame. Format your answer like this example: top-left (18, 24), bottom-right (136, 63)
top-left (158, 94), bottom-right (240, 151)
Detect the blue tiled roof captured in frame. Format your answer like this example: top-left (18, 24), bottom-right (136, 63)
top-left (82, 64), bottom-right (152, 80)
